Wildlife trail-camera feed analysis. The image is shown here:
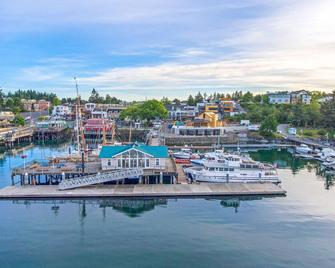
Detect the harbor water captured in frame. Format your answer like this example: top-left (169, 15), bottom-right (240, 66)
top-left (1, 146), bottom-right (335, 267)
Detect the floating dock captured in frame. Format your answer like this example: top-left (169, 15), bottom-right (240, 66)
top-left (0, 183), bottom-right (286, 199)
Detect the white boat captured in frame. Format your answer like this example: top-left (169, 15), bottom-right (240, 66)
top-left (190, 159), bottom-right (205, 166)
top-left (173, 148), bottom-right (200, 160)
top-left (295, 144), bottom-right (313, 155)
top-left (184, 153), bottom-right (279, 183)
top-left (173, 148), bottom-right (192, 159)
top-left (317, 148), bottom-right (335, 161)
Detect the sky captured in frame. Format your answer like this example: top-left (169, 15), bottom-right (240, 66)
top-left (0, 0), bottom-right (335, 100)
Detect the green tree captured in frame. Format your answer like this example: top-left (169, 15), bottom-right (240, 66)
top-left (52, 96), bottom-right (61, 106)
top-left (11, 115), bottom-right (25, 126)
top-left (161, 97), bottom-right (172, 106)
top-left (194, 92), bottom-right (204, 103)
top-left (187, 94), bottom-right (195, 106)
top-left (259, 115), bottom-right (278, 137)
top-left (120, 100), bottom-right (168, 121)
top-left (320, 91), bottom-right (335, 129)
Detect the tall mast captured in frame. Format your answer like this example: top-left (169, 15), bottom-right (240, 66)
top-left (74, 77), bottom-right (83, 156)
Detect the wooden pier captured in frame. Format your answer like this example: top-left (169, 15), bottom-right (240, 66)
top-left (3, 127), bottom-right (34, 148)
top-left (0, 183), bottom-right (286, 199)
top-left (34, 127), bottom-right (71, 141)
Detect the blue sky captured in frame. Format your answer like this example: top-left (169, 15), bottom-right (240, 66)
top-left (1, 0), bottom-right (334, 100)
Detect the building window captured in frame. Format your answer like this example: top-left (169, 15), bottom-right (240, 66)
top-left (155, 158), bottom-right (160, 166)
top-left (146, 159), bottom-right (150, 167)
top-left (108, 159), bottom-right (111, 166)
top-left (117, 159), bottom-right (121, 167)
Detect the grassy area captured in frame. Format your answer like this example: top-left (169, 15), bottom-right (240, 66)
top-left (297, 128), bottom-right (328, 139)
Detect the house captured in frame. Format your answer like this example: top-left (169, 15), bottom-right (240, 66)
top-left (268, 90), bottom-right (311, 104)
top-left (219, 99), bottom-right (245, 117)
top-left (167, 105), bottom-right (199, 121)
top-left (318, 95), bottom-right (333, 103)
top-left (99, 143), bottom-right (169, 170)
top-left (33, 100), bottom-right (51, 111)
top-left (21, 99), bottom-right (36, 111)
top-left (268, 92), bottom-right (291, 104)
top-left (290, 90), bottom-right (311, 104)
top-left (85, 103), bottom-right (97, 112)
top-left (0, 111), bottom-right (15, 127)
top-left (106, 104), bottom-right (126, 119)
top-left (91, 110), bottom-right (108, 119)
top-left (52, 105), bottom-right (71, 117)
top-left (193, 112), bottom-right (224, 128)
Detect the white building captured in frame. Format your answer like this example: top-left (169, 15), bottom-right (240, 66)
top-left (85, 103), bottom-right (97, 112)
top-left (52, 105), bottom-right (71, 117)
top-left (268, 92), bottom-right (291, 104)
top-left (99, 144), bottom-right (169, 170)
top-left (91, 110), bottom-right (108, 119)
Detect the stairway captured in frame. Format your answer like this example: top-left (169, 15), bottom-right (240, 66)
top-left (58, 168), bottom-right (144, 190)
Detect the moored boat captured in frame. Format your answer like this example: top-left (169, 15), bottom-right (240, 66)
top-left (184, 152), bottom-right (279, 183)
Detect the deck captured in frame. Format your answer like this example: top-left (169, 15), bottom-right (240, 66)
top-left (0, 183), bottom-right (286, 199)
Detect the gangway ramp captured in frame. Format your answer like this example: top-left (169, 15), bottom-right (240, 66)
top-left (58, 168), bottom-right (143, 190)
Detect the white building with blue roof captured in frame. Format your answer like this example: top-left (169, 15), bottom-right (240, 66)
top-left (99, 143), bottom-right (169, 171)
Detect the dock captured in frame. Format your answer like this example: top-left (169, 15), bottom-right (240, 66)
top-left (0, 183), bottom-right (286, 199)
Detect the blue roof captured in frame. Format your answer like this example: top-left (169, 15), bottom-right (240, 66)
top-left (99, 144), bottom-right (169, 158)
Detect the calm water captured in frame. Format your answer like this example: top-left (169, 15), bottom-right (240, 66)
top-left (1, 146), bottom-right (335, 268)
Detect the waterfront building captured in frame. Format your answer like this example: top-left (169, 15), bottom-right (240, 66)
top-left (84, 118), bottom-right (115, 147)
top-left (91, 110), bottom-right (108, 119)
top-left (52, 105), bottom-right (71, 118)
top-left (85, 103), bottom-right (97, 112)
top-left (0, 111), bottom-right (15, 127)
top-left (99, 143), bottom-right (169, 170)
top-left (35, 120), bottom-right (68, 129)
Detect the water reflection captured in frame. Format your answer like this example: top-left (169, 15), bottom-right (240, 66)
top-left (250, 149), bottom-right (335, 189)
top-left (11, 195), bottom-right (283, 219)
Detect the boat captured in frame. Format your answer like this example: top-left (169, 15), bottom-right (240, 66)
top-left (184, 152), bottom-right (279, 183)
top-left (173, 148), bottom-right (199, 160)
top-left (295, 144), bottom-right (313, 155)
top-left (190, 159), bottom-right (205, 166)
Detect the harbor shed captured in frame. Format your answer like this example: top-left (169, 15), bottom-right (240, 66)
top-left (99, 143), bottom-right (169, 170)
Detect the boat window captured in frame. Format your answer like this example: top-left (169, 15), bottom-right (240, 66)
top-left (219, 168), bottom-right (224, 171)
top-left (209, 168), bottom-right (215, 171)
top-left (224, 168), bottom-right (229, 171)
top-left (229, 168), bottom-right (234, 171)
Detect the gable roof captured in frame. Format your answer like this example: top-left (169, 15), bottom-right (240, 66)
top-left (99, 144), bottom-right (169, 158)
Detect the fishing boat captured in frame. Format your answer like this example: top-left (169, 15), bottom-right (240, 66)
top-left (184, 152), bottom-right (279, 183)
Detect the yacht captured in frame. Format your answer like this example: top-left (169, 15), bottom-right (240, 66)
top-left (295, 144), bottom-right (313, 155)
top-left (184, 153), bottom-right (279, 183)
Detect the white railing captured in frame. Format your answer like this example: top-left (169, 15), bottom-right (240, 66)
top-left (58, 168), bottom-right (143, 190)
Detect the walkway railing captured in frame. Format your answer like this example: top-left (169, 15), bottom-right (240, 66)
top-left (58, 168), bottom-right (144, 190)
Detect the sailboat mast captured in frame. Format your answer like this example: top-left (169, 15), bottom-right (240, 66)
top-left (74, 77), bottom-right (81, 155)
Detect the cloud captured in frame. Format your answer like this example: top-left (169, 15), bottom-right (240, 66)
top-left (0, 0), bottom-right (335, 99)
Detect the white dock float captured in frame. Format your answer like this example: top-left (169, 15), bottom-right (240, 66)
top-left (0, 183), bottom-right (286, 199)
